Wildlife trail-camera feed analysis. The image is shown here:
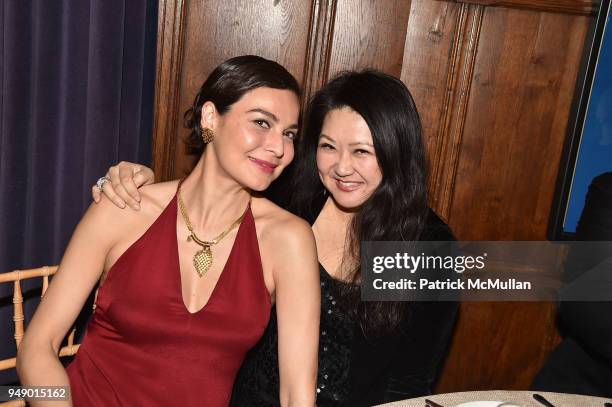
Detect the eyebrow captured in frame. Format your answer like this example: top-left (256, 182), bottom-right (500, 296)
top-left (247, 108), bottom-right (298, 130)
top-left (349, 141), bottom-right (374, 147)
top-left (319, 134), bottom-right (373, 147)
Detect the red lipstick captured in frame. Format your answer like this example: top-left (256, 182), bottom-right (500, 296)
top-left (249, 157), bottom-right (278, 174)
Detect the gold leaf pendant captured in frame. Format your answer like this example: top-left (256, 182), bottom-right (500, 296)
top-left (193, 245), bottom-right (213, 277)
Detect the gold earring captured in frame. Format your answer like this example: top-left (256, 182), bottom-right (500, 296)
top-left (202, 128), bottom-right (214, 144)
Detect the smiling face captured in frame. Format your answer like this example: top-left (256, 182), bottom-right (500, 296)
top-left (203, 87), bottom-right (300, 191)
top-left (316, 107), bottom-right (383, 209)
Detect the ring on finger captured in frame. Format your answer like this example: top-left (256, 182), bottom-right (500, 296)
top-left (96, 176), bottom-right (110, 191)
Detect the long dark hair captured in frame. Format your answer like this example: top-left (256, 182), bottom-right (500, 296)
top-left (183, 55), bottom-right (301, 156)
top-left (291, 70), bottom-right (429, 335)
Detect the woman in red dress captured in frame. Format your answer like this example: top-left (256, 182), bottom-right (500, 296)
top-left (17, 56), bottom-right (320, 407)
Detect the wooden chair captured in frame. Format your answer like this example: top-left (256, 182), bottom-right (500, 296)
top-left (0, 266), bottom-right (95, 406)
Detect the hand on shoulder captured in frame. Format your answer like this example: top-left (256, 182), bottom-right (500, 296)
top-left (89, 180), bottom-right (179, 261)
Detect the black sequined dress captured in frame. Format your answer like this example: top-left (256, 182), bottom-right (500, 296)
top-left (230, 210), bottom-right (458, 407)
top-left (230, 263), bottom-right (355, 406)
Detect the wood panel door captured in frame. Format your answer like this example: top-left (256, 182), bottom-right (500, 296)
top-left (152, 0), bottom-right (595, 392)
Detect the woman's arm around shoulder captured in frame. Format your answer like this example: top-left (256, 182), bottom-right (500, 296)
top-left (258, 204), bottom-right (320, 407)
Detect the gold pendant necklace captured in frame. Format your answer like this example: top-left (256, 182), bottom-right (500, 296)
top-left (177, 183), bottom-right (250, 277)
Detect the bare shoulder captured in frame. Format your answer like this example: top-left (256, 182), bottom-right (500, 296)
top-left (89, 180), bottom-right (179, 250)
top-left (92, 179), bottom-right (177, 223)
top-left (250, 196), bottom-right (314, 246)
top-left (251, 197), bottom-right (318, 295)
top-left (136, 179), bottom-right (180, 212)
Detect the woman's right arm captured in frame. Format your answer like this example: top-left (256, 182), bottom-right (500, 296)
top-left (92, 161), bottom-right (155, 209)
top-left (16, 198), bottom-right (126, 406)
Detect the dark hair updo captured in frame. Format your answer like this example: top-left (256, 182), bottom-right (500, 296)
top-left (183, 55), bottom-right (301, 156)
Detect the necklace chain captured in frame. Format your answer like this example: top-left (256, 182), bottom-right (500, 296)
top-left (176, 181), bottom-right (250, 276)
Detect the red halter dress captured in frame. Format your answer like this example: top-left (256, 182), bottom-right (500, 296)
top-left (67, 186), bottom-right (271, 406)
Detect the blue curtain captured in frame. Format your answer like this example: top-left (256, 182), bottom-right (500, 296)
top-left (0, 0), bottom-right (158, 383)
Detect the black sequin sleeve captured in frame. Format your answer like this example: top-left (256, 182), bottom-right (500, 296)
top-left (382, 301), bottom-right (458, 401)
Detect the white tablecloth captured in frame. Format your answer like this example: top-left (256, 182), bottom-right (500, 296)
top-left (376, 390), bottom-right (612, 407)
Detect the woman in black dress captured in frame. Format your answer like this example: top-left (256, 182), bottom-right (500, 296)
top-left (95, 69), bottom-right (458, 406)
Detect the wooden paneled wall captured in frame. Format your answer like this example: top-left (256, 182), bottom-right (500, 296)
top-left (152, 0), bottom-right (595, 392)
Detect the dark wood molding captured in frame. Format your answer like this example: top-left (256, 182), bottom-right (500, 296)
top-left (302, 0), bottom-right (338, 109)
top-left (152, 0), bottom-right (187, 181)
top-left (430, 4), bottom-right (484, 221)
top-left (444, 4), bottom-right (484, 220)
top-left (439, 0), bottom-right (597, 15)
top-left (428, 3), bottom-right (468, 214)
